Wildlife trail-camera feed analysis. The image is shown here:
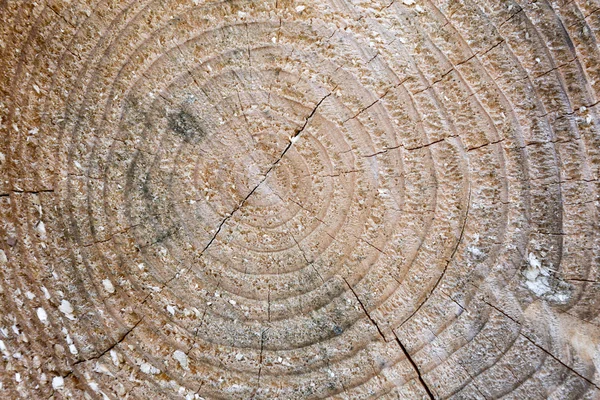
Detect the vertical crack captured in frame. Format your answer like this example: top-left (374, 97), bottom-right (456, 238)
top-left (267, 289), bottom-right (271, 322)
top-left (290, 232), bottom-right (324, 283)
top-left (342, 277), bottom-right (435, 398)
top-left (393, 333), bottom-right (436, 399)
top-left (252, 328), bottom-right (268, 399)
top-left (342, 277), bottom-right (387, 342)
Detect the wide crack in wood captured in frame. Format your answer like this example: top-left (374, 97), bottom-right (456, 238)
top-left (342, 277), bottom-right (436, 399)
top-left (393, 334), bottom-right (436, 400)
top-left (342, 277), bottom-right (388, 342)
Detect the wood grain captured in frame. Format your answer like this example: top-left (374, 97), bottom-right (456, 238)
top-left (0, 0), bottom-right (599, 398)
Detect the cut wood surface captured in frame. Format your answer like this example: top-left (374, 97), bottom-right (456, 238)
top-left (1, 0), bottom-right (599, 399)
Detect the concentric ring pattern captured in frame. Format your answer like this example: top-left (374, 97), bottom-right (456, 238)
top-left (1, 0), bottom-right (600, 399)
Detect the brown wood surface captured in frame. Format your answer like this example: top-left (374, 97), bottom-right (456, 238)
top-left (0, 0), bottom-right (599, 399)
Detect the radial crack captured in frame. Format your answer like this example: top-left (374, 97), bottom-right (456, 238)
top-left (483, 299), bottom-right (600, 391)
top-left (252, 328), bottom-right (268, 399)
top-left (197, 92), bottom-right (332, 257)
top-left (72, 317), bottom-right (144, 368)
top-left (393, 333), bottom-right (436, 400)
top-left (290, 232), bottom-right (324, 282)
top-left (342, 277), bottom-right (388, 342)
